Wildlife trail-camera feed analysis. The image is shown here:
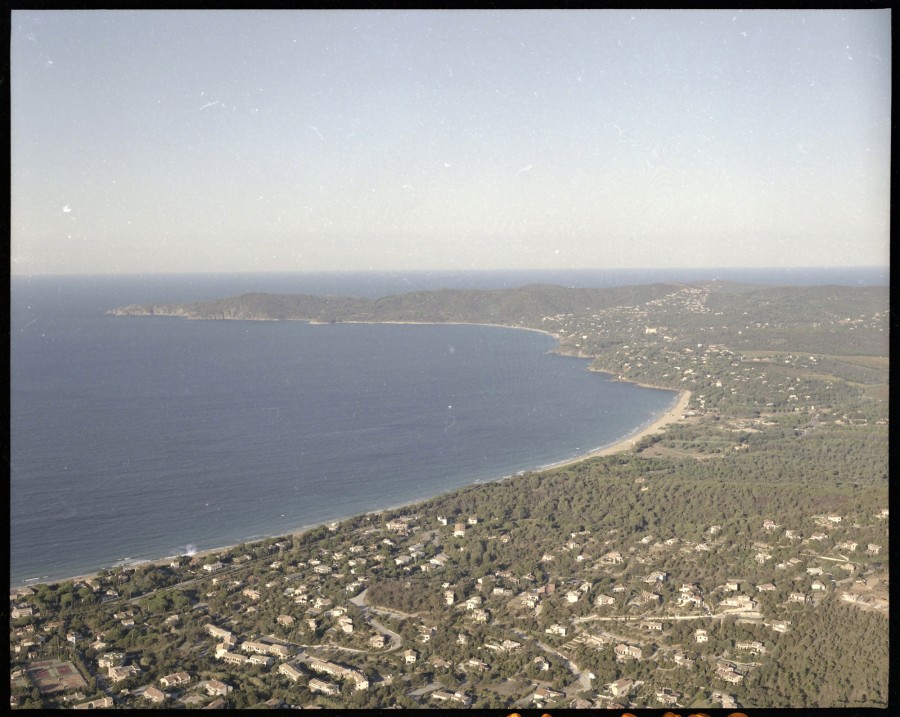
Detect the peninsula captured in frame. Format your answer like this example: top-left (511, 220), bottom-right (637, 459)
top-left (11, 281), bottom-right (888, 709)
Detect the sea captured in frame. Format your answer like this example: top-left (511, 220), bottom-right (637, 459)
top-left (9, 267), bottom-right (887, 585)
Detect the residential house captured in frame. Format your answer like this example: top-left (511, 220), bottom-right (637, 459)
top-left (205, 625), bottom-right (233, 642)
top-left (677, 591), bottom-right (703, 608)
top-left (278, 664), bottom-right (303, 683)
top-left (533, 686), bottom-right (565, 703)
top-left (735, 641), bottom-right (767, 654)
top-left (655, 688), bottom-right (682, 705)
top-left (11, 605), bottom-right (33, 619)
top-left (268, 643), bottom-right (292, 659)
top-left (615, 643), bottom-right (642, 660)
top-left (465, 595), bottom-right (483, 610)
top-left (431, 691), bottom-right (470, 705)
top-left (600, 551), bottom-right (624, 565)
top-left (108, 664), bottom-right (141, 683)
top-left (631, 590), bottom-right (661, 605)
top-left (308, 678), bottom-right (339, 696)
top-left (73, 697), bottom-right (115, 709)
top-left (716, 666), bottom-right (744, 684)
top-left (160, 672), bottom-right (191, 689)
top-left (608, 678), bottom-right (634, 697)
top-left (143, 686), bottom-right (166, 704)
top-left (347, 671), bottom-right (369, 691)
top-left (241, 641), bottom-right (270, 655)
top-left (770, 620), bottom-right (791, 633)
top-left (98, 652), bottom-right (126, 669)
top-left (720, 594), bottom-right (758, 611)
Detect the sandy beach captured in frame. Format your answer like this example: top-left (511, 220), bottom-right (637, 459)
top-left (539, 388), bottom-right (692, 470)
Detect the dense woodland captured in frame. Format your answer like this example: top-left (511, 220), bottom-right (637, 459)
top-left (12, 282), bottom-right (888, 709)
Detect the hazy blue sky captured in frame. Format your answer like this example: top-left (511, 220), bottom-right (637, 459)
top-left (11, 9), bottom-right (891, 275)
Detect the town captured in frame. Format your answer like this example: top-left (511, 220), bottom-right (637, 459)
top-left (8, 495), bottom-right (888, 709)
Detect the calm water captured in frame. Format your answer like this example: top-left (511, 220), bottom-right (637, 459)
top-left (9, 268), bottom-right (886, 584)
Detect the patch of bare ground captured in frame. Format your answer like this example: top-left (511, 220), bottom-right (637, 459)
top-left (639, 444), bottom-right (722, 460)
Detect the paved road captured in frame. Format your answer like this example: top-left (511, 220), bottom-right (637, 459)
top-left (349, 588), bottom-right (403, 651)
top-left (511, 629), bottom-right (592, 695)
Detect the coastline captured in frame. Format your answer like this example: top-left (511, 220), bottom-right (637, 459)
top-left (538, 388), bottom-right (691, 470)
top-left (14, 317), bottom-right (683, 590)
top-left (12, 386), bottom-right (690, 591)
top-left (328, 319), bottom-right (560, 339)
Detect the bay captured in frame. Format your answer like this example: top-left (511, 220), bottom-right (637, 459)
top-left (9, 268), bottom-right (884, 585)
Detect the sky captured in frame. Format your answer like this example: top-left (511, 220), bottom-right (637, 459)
top-left (10, 9), bottom-right (891, 275)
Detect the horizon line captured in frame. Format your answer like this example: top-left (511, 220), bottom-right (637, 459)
top-left (10, 265), bottom-right (890, 280)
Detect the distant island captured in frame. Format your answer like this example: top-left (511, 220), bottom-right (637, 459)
top-left (10, 281), bottom-right (888, 709)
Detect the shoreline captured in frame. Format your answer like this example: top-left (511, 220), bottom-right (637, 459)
top-left (12, 320), bottom-right (685, 590)
top-left (538, 388), bottom-right (691, 470)
top-left (316, 318), bottom-right (561, 339)
top-left (10, 388), bottom-right (691, 591)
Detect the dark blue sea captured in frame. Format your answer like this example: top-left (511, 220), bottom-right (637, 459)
top-left (9, 267), bottom-right (886, 585)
